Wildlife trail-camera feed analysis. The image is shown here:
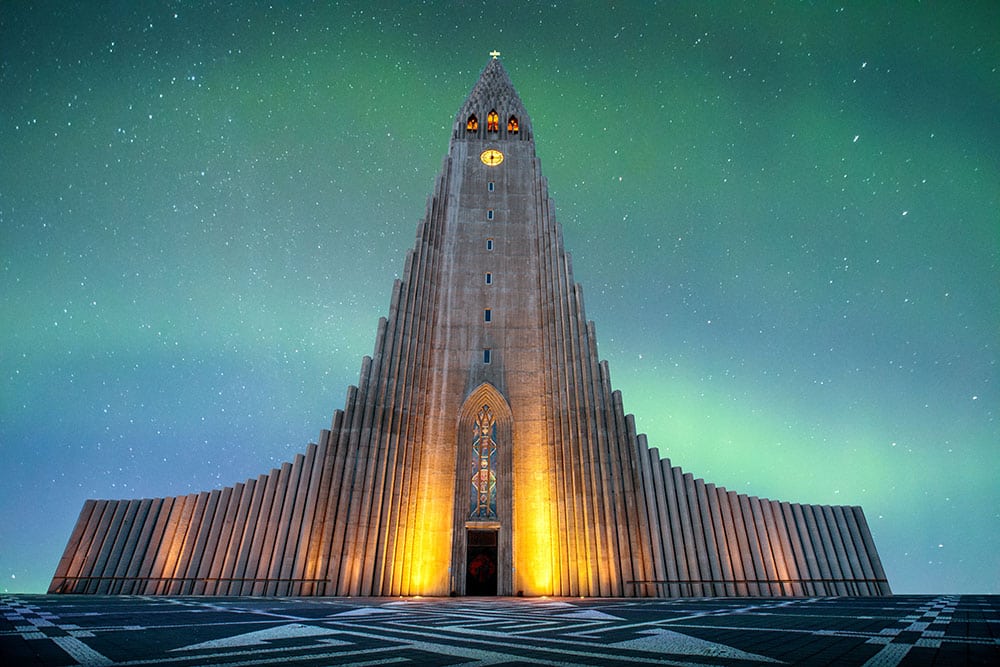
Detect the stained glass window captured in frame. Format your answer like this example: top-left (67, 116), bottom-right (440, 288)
top-left (487, 110), bottom-right (499, 132)
top-left (470, 404), bottom-right (498, 519)
top-left (507, 115), bottom-right (519, 133)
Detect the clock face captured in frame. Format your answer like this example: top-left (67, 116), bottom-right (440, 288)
top-left (480, 149), bottom-right (504, 166)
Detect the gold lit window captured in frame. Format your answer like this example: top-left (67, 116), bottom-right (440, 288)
top-left (487, 110), bottom-right (499, 132)
top-left (507, 116), bottom-right (519, 133)
top-left (467, 114), bottom-right (479, 131)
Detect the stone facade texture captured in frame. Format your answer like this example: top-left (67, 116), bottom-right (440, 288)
top-left (50, 58), bottom-right (891, 597)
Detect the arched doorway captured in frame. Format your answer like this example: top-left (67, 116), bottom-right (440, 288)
top-left (451, 383), bottom-right (513, 596)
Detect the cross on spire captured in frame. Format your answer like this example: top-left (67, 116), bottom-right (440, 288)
top-left (489, 50), bottom-right (501, 59)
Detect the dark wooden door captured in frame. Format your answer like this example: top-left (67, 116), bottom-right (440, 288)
top-left (465, 530), bottom-right (498, 595)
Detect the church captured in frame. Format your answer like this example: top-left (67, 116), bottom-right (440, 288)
top-left (50, 56), bottom-right (890, 598)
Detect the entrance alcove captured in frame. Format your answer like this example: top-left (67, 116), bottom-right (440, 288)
top-left (450, 383), bottom-right (513, 595)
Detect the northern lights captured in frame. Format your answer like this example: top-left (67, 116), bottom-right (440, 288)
top-left (2, 2), bottom-right (997, 595)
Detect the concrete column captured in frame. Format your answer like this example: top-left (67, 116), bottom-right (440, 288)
top-left (705, 483), bottom-right (735, 595)
top-left (671, 469), bottom-right (700, 596)
top-left (756, 498), bottom-right (784, 594)
top-left (327, 360), bottom-right (373, 593)
top-left (349, 318), bottom-right (395, 595)
top-left (226, 477), bottom-right (262, 595)
top-left (727, 492), bottom-right (757, 596)
top-left (649, 452), bottom-right (679, 597)
top-left (584, 323), bottom-right (617, 596)
top-left (273, 455), bottom-right (306, 595)
top-left (695, 479), bottom-right (724, 595)
top-left (609, 391), bottom-right (639, 595)
top-left (365, 311), bottom-right (408, 596)
top-left (302, 413), bottom-right (344, 594)
top-left (597, 362), bottom-right (629, 596)
top-left (186, 490), bottom-right (222, 594)
top-left (624, 413), bottom-right (655, 595)
top-left (717, 487), bottom-right (747, 596)
top-left (137, 497), bottom-right (174, 595)
top-left (853, 506), bottom-right (891, 594)
top-left (205, 483), bottom-right (243, 595)
top-left (98, 499), bottom-right (140, 594)
top-left (173, 491), bottom-right (211, 594)
top-left (736, 495), bottom-right (766, 595)
top-left (684, 474), bottom-right (711, 596)
top-left (813, 505), bottom-right (849, 595)
top-left (237, 473), bottom-right (274, 595)
top-left (121, 498), bottom-right (160, 595)
top-left (49, 500), bottom-right (97, 593)
top-left (76, 500), bottom-right (115, 594)
top-left (193, 487), bottom-right (230, 595)
top-left (290, 443), bottom-right (323, 595)
top-left (635, 438), bottom-right (666, 597)
top-left (159, 494), bottom-right (195, 595)
top-left (660, 459), bottom-right (690, 597)
top-left (824, 505), bottom-right (859, 595)
top-left (770, 501), bottom-right (804, 596)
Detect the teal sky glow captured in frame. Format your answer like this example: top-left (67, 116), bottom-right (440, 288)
top-left (2, 1), bottom-right (997, 594)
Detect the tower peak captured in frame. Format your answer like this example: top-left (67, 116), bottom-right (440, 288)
top-left (455, 57), bottom-right (531, 141)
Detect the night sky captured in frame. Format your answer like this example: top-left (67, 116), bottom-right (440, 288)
top-left (2, 2), bottom-right (997, 595)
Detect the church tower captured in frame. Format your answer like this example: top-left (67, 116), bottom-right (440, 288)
top-left (50, 57), bottom-right (890, 598)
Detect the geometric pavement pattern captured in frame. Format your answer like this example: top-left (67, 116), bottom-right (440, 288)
top-left (2, 594), bottom-right (997, 666)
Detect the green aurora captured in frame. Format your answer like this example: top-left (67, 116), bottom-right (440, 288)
top-left (1, 2), bottom-right (997, 594)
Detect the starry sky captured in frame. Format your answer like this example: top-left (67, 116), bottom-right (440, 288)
top-left (2, 2), bottom-right (997, 596)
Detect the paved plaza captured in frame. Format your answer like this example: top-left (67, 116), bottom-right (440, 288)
top-left (2, 594), bottom-right (997, 666)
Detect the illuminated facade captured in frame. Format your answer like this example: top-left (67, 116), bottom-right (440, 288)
top-left (50, 57), bottom-right (890, 598)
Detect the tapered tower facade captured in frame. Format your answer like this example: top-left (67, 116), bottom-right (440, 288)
top-left (51, 57), bottom-right (890, 597)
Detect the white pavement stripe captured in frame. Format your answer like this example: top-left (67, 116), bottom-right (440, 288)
top-left (50, 635), bottom-right (115, 667)
top-left (614, 628), bottom-right (783, 663)
top-left (336, 626), bottom-right (710, 667)
top-left (172, 622), bottom-right (349, 651)
top-left (861, 643), bottom-right (910, 667)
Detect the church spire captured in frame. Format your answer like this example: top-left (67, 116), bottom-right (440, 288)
top-left (455, 56), bottom-right (531, 141)
top-left (50, 55), bottom-right (890, 601)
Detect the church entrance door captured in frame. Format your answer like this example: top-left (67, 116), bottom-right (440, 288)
top-left (465, 529), bottom-right (498, 595)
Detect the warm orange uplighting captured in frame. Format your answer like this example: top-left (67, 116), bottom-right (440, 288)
top-left (511, 420), bottom-right (554, 596)
top-left (157, 495), bottom-right (194, 593)
top-left (401, 439), bottom-right (457, 595)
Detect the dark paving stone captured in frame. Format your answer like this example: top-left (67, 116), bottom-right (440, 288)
top-left (1, 594), bottom-right (997, 666)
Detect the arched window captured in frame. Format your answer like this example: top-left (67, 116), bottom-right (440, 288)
top-left (466, 114), bottom-right (479, 132)
top-left (470, 404), bottom-right (498, 519)
top-left (486, 110), bottom-right (499, 132)
top-left (507, 116), bottom-right (519, 133)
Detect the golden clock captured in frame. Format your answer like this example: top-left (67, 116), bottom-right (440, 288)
top-left (480, 149), bottom-right (504, 166)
